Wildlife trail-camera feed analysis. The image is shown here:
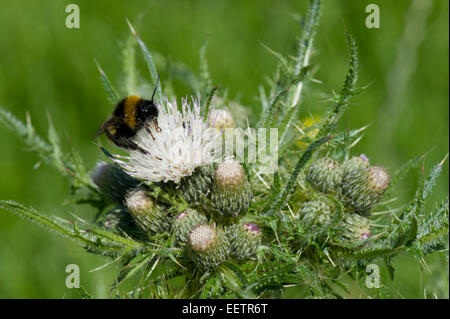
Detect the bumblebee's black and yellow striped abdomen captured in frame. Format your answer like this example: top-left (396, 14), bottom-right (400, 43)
top-left (95, 95), bottom-right (159, 153)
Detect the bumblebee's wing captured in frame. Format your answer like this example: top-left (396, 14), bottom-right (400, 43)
top-left (94, 117), bottom-right (119, 139)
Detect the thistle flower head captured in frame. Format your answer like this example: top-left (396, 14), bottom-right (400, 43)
top-left (367, 166), bottom-right (390, 193)
top-left (207, 108), bottom-right (235, 130)
top-left (214, 158), bottom-right (246, 190)
top-left (306, 157), bottom-right (341, 193)
top-left (244, 223), bottom-right (261, 234)
top-left (125, 186), bottom-right (154, 213)
top-left (125, 186), bottom-right (170, 234)
top-left (227, 222), bottom-right (262, 260)
top-left (299, 199), bottom-right (333, 228)
top-left (359, 154), bottom-right (370, 163)
top-left (336, 213), bottom-right (372, 245)
top-left (341, 163), bottom-right (390, 215)
top-left (187, 223), bottom-right (230, 269)
top-left (111, 97), bottom-right (220, 183)
top-left (211, 158), bottom-right (252, 217)
top-left (341, 155), bottom-right (370, 175)
top-left (172, 208), bottom-right (208, 243)
top-left (189, 224), bottom-right (217, 252)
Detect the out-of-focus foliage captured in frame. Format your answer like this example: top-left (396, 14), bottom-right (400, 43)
top-left (0, 0), bottom-right (448, 298)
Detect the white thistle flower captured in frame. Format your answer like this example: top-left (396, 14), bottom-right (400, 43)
top-left (110, 97), bottom-right (220, 183)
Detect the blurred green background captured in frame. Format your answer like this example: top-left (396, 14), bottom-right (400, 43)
top-left (0, 0), bottom-right (448, 298)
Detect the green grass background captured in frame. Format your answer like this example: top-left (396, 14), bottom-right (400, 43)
top-left (0, 0), bottom-right (448, 298)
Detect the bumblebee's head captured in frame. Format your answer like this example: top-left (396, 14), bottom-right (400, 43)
top-left (137, 99), bottom-right (158, 118)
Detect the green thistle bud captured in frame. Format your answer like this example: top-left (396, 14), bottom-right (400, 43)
top-left (207, 109), bottom-right (235, 130)
top-left (187, 223), bottom-right (230, 269)
top-left (172, 208), bottom-right (208, 243)
top-left (341, 164), bottom-right (390, 215)
top-left (91, 162), bottom-right (139, 204)
top-left (341, 154), bottom-right (370, 175)
top-left (306, 157), bottom-right (341, 193)
top-left (227, 223), bottom-right (262, 260)
top-left (178, 164), bottom-right (215, 203)
top-left (299, 200), bottom-right (333, 228)
top-left (335, 213), bottom-right (371, 245)
top-left (125, 186), bottom-right (170, 234)
top-left (211, 159), bottom-right (252, 217)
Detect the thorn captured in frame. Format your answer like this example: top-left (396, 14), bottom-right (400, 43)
top-left (439, 153), bottom-right (449, 167)
top-left (94, 59), bottom-right (105, 75)
top-left (126, 18), bottom-right (137, 37)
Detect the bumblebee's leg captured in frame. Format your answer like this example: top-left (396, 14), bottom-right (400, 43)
top-left (114, 136), bottom-right (149, 155)
top-left (154, 118), bottom-right (162, 132)
top-left (145, 126), bottom-right (156, 140)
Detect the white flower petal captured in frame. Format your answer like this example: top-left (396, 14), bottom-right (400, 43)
top-left (111, 97), bottom-right (221, 183)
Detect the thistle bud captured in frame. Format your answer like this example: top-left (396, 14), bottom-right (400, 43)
top-left (211, 159), bottom-right (252, 217)
top-left (172, 208), bottom-right (208, 243)
top-left (227, 223), bottom-right (262, 260)
top-left (341, 155), bottom-right (370, 175)
top-left (335, 213), bottom-right (371, 245)
top-left (187, 224), bottom-right (230, 269)
top-left (125, 187), bottom-right (170, 234)
top-left (306, 157), bottom-right (341, 193)
top-left (299, 200), bottom-right (333, 228)
top-left (341, 165), bottom-right (390, 215)
top-left (91, 162), bottom-right (139, 204)
top-left (179, 164), bottom-right (215, 203)
top-left (207, 109), bottom-right (235, 130)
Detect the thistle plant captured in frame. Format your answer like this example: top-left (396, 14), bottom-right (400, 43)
top-left (0, 0), bottom-right (448, 299)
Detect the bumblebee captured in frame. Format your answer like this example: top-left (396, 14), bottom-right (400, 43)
top-left (95, 78), bottom-right (161, 154)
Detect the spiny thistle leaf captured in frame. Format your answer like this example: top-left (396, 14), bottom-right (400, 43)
top-left (294, 0), bottom-right (321, 76)
top-left (385, 152), bottom-right (426, 196)
top-left (0, 107), bottom-right (52, 155)
top-left (264, 136), bottom-right (331, 216)
top-left (127, 20), bottom-right (163, 103)
top-left (95, 59), bottom-right (120, 102)
top-left (318, 30), bottom-right (359, 138)
top-left (123, 32), bottom-right (138, 95)
top-left (414, 197), bottom-right (449, 256)
top-left (0, 200), bottom-right (142, 257)
top-left (0, 107), bottom-right (98, 194)
top-left (199, 36), bottom-right (212, 95)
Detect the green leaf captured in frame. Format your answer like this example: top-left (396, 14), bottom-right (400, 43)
top-left (203, 84), bottom-right (220, 120)
top-left (264, 136), bottom-right (330, 216)
top-left (76, 286), bottom-right (94, 299)
top-left (414, 196), bottom-right (449, 256)
top-left (127, 20), bottom-right (163, 103)
top-left (0, 200), bottom-right (142, 257)
top-left (385, 153), bottom-right (426, 196)
top-left (261, 43), bottom-right (292, 76)
top-left (318, 30), bottom-right (359, 138)
top-left (123, 32), bottom-right (138, 95)
top-left (95, 59), bottom-right (120, 102)
top-left (394, 216), bottom-right (418, 248)
top-left (0, 107), bottom-right (52, 155)
top-left (423, 154), bottom-right (448, 200)
top-left (294, 0), bottom-right (321, 76)
top-left (47, 114), bottom-right (65, 173)
top-left (199, 36), bottom-right (212, 93)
